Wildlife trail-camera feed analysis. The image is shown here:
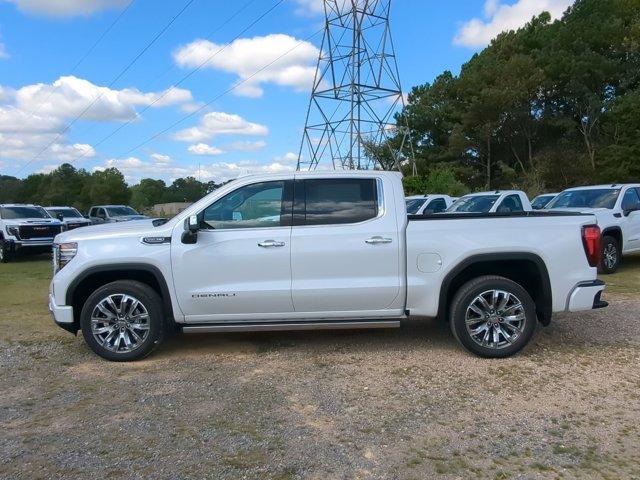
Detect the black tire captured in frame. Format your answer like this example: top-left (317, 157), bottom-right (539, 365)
top-left (450, 275), bottom-right (537, 358)
top-left (0, 240), bottom-right (9, 263)
top-left (80, 280), bottom-right (165, 361)
top-left (599, 235), bottom-right (620, 274)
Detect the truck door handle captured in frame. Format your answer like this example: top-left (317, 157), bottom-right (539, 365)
top-left (365, 236), bottom-right (392, 245)
top-left (258, 240), bottom-right (285, 248)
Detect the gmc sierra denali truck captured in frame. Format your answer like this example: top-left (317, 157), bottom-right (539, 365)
top-left (546, 184), bottom-right (640, 274)
top-left (49, 172), bottom-right (607, 361)
top-left (0, 204), bottom-right (63, 263)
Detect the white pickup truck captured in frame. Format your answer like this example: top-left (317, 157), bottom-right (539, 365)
top-left (405, 195), bottom-right (455, 215)
top-left (546, 184), bottom-right (640, 273)
top-left (49, 172), bottom-right (607, 361)
top-left (447, 190), bottom-right (532, 213)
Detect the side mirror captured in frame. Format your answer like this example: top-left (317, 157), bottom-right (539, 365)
top-left (182, 214), bottom-right (199, 244)
top-left (423, 209), bottom-right (435, 216)
top-left (56, 213), bottom-right (65, 222)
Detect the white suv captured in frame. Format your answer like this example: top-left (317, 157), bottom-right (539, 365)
top-left (546, 184), bottom-right (640, 273)
top-left (0, 204), bottom-right (63, 262)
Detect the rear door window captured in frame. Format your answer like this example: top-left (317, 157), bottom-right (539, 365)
top-left (298, 178), bottom-right (378, 226)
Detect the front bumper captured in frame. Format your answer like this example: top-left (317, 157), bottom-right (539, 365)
top-left (48, 293), bottom-right (77, 334)
top-left (6, 238), bottom-right (54, 251)
top-left (567, 280), bottom-right (607, 312)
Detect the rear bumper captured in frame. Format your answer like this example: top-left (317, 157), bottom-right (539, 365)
top-left (48, 293), bottom-right (76, 333)
top-left (567, 280), bottom-right (607, 312)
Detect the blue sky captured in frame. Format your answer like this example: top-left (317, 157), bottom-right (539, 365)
top-left (0, 0), bottom-right (573, 184)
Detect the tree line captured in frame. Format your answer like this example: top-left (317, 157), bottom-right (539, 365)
top-left (388, 0), bottom-right (640, 195)
top-left (0, 164), bottom-right (222, 213)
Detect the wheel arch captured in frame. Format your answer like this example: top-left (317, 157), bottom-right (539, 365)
top-left (66, 263), bottom-right (176, 332)
top-left (601, 227), bottom-right (622, 247)
top-left (437, 253), bottom-right (552, 326)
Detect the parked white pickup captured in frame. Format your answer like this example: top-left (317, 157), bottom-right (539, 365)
top-left (49, 172), bottom-right (606, 361)
top-left (546, 184), bottom-right (640, 273)
top-left (405, 194), bottom-right (455, 215)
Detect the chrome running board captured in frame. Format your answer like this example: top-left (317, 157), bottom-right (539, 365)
top-left (181, 319), bottom-right (401, 334)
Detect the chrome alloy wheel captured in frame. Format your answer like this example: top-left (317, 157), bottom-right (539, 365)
top-left (465, 289), bottom-right (526, 350)
top-left (90, 294), bottom-right (150, 353)
top-left (603, 243), bottom-right (618, 270)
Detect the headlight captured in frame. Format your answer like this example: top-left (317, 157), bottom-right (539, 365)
top-left (6, 226), bottom-right (19, 238)
top-left (53, 242), bottom-right (77, 273)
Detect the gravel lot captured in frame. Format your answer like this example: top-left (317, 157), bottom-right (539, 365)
top-left (1, 258), bottom-right (639, 479)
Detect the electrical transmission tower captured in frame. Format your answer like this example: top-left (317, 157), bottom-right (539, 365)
top-left (297, 0), bottom-right (410, 171)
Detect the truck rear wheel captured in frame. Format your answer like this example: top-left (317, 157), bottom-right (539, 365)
top-left (599, 236), bottom-right (620, 274)
top-left (449, 276), bottom-right (537, 358)
top-left (80, 280), bottom-right (165, 361)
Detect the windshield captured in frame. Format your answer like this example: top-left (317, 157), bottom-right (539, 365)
top-left (547, 189), bottom-right (620, 210)
top-left (0, 206), bottom-right (51, 219)
top-left (447, 195), bottom-right (500, 213)
top-left (531, 195), bottom-right (555, 209)
top-left (106, 206), bottom-right (139, 216)
top-left (405, 198), bottom-right (427, 214)
top-left (47, 207), bottom-right (83, 218)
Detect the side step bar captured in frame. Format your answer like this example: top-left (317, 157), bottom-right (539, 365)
top-left (182, 320), bottom-right (401, 334)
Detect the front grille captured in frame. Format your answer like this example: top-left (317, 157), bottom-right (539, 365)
top-left (66, 223), bottom-right (88, 230)
top-left (18, 224), bottom-right (61, 240)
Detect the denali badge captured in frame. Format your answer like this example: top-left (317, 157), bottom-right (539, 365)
top-left (192, 293), bottom-right (237, 299)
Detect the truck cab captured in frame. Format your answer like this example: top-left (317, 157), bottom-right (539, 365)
top-left (0, 204), bottom-right (63, 262)
top-left (447, 190), bottom-right (532, 214)
top-left (405, 195), bottom-right (454, 215)
top-left (88, 205), bottom-right (149, 224)
top-left (45, 206), bottom-right (92, 231)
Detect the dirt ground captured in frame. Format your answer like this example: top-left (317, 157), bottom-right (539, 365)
top-left (1, 256), bottom-right (639, 479)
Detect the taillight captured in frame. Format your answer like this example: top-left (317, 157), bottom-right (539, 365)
top-left (582, 225), bottom-right (601, 268)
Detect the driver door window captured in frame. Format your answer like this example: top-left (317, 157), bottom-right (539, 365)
top-left (202, 181), bottom-right (288, 230)
top-left (426, 198), bottom-right (447, 214)
top-left (621, 188), bottom-right (640, 212)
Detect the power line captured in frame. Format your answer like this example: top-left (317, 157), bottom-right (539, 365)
top-left (53, 0), bottom-right (287, 169)
top-left (118, 28), bottom-right (324, 158)
top-left (23, 0), bottom-right (137, 122)
top-left (15, 0), bottom-right (197, 175)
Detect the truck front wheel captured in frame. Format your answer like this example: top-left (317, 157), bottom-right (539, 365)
top-left (449, 276), bottom-right (537, 358)
top-left (80, 280), bottom-right (165, 361)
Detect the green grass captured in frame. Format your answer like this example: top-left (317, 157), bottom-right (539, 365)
top-left (600, 253), bottom-right (640, 297)
top-left (0, 256), bottom-right (58, 344)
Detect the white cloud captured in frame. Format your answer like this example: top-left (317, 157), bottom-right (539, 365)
top-left (150, 153), bottom-right (172, 164)
top-left (95, 155), bottom-right (296, 185)
top-left (0, 131), bottom-right (95, 161)
top-left (0, 106), bottom-right (65, 133)
top-left (188, 143), bottom-right (224, 156)
top-left (173, 34), bottom-right (319, 97)
top-left (173, 111), bottom-right (268, 143)
top-left (12, 75), bottom-right (192, 123)
top-left (0, 43), bottom-right (8, 59)
top-left (454, 0), bottom-right (573, 48)
top-left (273, 152), bottom-right (299, 165)
top-left (223, 140), bottom-right (266, 152)
top-left (3, 0), bottom-right (129, 16)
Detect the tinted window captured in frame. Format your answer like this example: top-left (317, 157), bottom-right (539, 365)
top-left (106, 206), bottom-right (139, 216)
top-left (426, 198), bottom-right (447, 214)
top-left (498, 194), bottom-right (524, 213)
top-left (405, 198), bottom-right (427, 214)
top-left (531, 195), bottom-right (554, 209)
top-left (447, 195), bottom-right (500, 213)
top-left (0, 206), bottom-right (50, 219)
top-left (548, 189), bottom-right (620, 209)
top-left (47, 208), bottom-right (83, 218)
top-left (621, 188), bottom-right (640, 211)
top-left (303, 178), bottom-right (378, 225)
top-left (202, 181), bottom-right (286, 229)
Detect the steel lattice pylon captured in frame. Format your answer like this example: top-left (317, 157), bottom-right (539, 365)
top-left (297, 0), bottom-right (410, 171)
